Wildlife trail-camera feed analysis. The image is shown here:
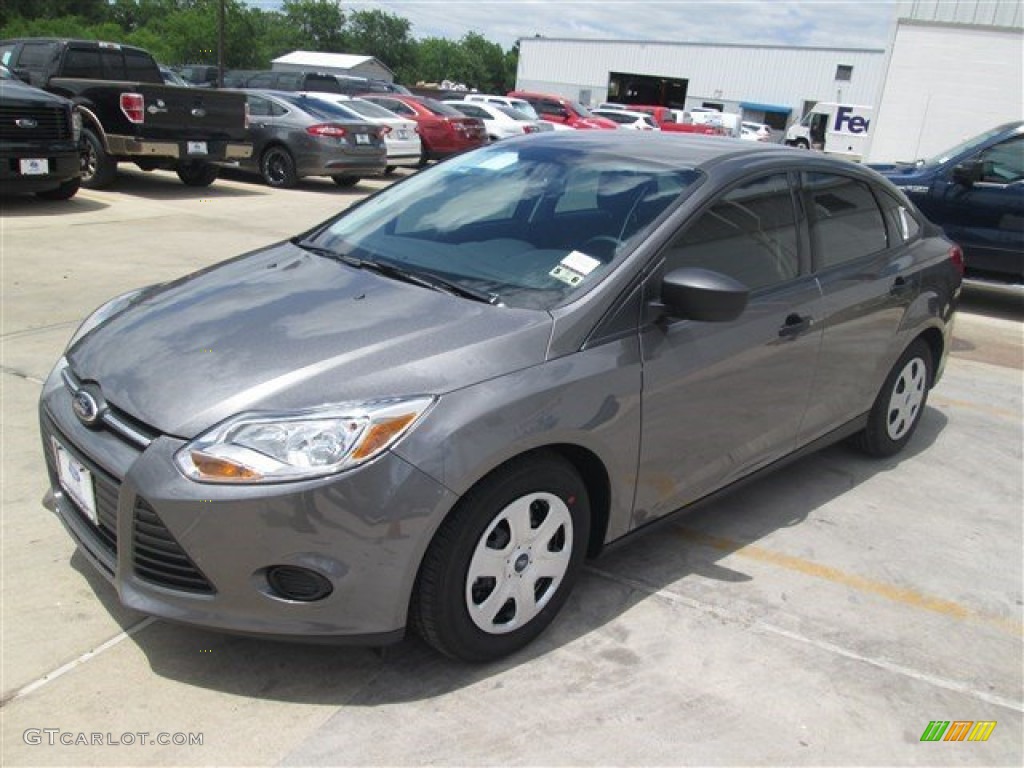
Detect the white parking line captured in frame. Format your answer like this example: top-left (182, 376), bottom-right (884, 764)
top-left (586, 567), bottom-right (1024, 713)
top-left (3, 617), bottom-right (156, 705)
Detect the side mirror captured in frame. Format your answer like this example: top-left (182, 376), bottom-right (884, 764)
top-left (952, 160), bottom-right (984, 187)
top-left (655, 267), bottom-right (749, 323)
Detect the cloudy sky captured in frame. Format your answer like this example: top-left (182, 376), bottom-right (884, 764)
top-left (245, 1), bottom-right (903, 50)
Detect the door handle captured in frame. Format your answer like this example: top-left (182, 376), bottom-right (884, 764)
top-left (778, 313), bottom-right (812, 338)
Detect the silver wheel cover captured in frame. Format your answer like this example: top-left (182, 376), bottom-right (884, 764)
top-left (465, 492), bottom-right (573, 635)
top-left (886, 356), bottom-right (927, 440)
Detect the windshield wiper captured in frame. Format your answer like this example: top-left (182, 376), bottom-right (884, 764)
top-left (293, 239), bottom-right (499, 305)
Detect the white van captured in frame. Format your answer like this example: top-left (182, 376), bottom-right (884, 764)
top-left (785, 103), bottom-right (873, 160)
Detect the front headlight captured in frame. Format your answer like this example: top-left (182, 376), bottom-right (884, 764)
top-left (66, 287), bottom-right (148, 351)
top-left (175, 398), bottom-right (435, 484)
top-left (71, 107), bottom-right (82, 143)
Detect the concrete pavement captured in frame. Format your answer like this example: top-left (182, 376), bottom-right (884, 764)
top-left (2, 168), bottom-right (1021, 766)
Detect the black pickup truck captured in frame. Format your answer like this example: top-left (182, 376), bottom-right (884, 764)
top-left (0, 38), bottom-right (251, 188)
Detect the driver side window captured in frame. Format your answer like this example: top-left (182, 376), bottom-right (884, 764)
top-left (977, 136), bottom-right (1024, 184)
top-left (664, 174), bottom-right (800, 292)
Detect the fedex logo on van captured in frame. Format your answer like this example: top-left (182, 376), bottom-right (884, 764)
top-left (834, 106), bottom-right (870, 134)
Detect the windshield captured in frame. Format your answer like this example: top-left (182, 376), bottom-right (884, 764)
top-left (498, 105), bottom-right (532, 121)
top-left (306, 141), bottom-right (701, 310)
top-left (283, 94), bottom-right (365, 122)
top-left (419, 97), bottom-right (464, 117)
top-left (923, 125), bottom-right (1011, 166)
top-left (570, 101), bottom-right (593, 117)
top-left (346, 98), bottom-right (404, 119)
top-left (508, 100), bottom-right (539, 119)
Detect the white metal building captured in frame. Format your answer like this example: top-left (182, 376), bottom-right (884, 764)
top-left (514, 38), bottom-right (886, 132)
top-left (271, 51), bottom-right (395, 82)
top-left (865, 1), bottom-right (1023, 162)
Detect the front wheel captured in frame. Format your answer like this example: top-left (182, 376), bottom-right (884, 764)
top-left (412, 452), bottom-right (590, 662)
top-left (856, 339), bottom-right (933, 457)
top-left (176, 161), bottom-right (219, 187)
top-left (80, 128), bottom-right (117, 189)
top-left (795, 138), bottom-right (810, 150)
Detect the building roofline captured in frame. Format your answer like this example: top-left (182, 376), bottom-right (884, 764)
top-left (515, 36), bottom-right (885, 54)
top-left (896, 17), bottom-right (1024, 33)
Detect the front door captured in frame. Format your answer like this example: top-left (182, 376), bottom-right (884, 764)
top-left (634, 172), bottom-right (822, 525)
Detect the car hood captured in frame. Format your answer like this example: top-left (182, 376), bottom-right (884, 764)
top-left (1, 77), bottom-right (73, 108)
top-left (67, 242), bottom-right (553, 438)
top-left (867, 162), bottom-right (937, 183)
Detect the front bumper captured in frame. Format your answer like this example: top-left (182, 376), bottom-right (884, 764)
top-left (1, 149), bottom-right (81, 192)
top-left (39, 359), bottom-right (458, 642)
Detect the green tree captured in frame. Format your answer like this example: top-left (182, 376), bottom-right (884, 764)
top-left (281, 0), bottom-right (345, 52)
top-left (414, 37), bottom-right (469, 86)
top-left (342, 9), bottom-right (416, 82)
top-left (457, 31), bottom-right (510, 92)
top-left (1, 0), bottom-right (108, 26)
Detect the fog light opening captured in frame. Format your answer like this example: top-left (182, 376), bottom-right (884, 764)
top-left (265, 565), bottom-right (333, 602)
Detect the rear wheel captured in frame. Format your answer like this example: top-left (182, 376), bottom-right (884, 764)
top-left (36, 177), bottom-right (81, 201)
top-left (795, 138), bottom-right (810, 150)
top-left (331, 175), bottom-right (360, 188)
top-left (259, 146), bottom-right (298, 188)
top-left (412, 452), bottom-right (590, 662)
top-left (857, 339), bottom-right (933, 457)
top-left (383, 165), bottom-right (397, 176)
top-left (176, 161), bottom-right (219, 187)
top-left (80, 128), bottom-right (117, 189)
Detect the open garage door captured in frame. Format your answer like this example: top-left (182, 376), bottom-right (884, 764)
top-left (608, 71), bottom-right (688, 108)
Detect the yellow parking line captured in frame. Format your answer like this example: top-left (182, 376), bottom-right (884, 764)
top-left (675, 527), bottom-right (1022, 636)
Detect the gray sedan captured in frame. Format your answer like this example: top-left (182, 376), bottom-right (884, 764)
top-left (40, 133), bottom-right (961, 661)
top-left (237, 90), bottom-right (386, 188)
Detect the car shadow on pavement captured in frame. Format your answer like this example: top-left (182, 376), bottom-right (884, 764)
top-left (69, 405), bottom-right (950, 705)
top-left (960, 282), bottom-right (1024, 322)
top-left (95, 169), bottom-right (269, 200)
top-left (0, 195), bottom-right (110, 216)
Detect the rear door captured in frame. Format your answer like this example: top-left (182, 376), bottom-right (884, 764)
top-left (635, 171), bottom-right (822, 523)
top-left (797, 171), bottom-right (915, 444)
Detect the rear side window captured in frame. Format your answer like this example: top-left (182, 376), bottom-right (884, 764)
top-left (61, 48), bottom-right (103, 79)
top-left (666, 173), bottom-right (800, 292)
top-left (804, 173), bottom-right (888, 269)
top-left (17, 42), bottom-right (57, 69)
top-left (877, 190), bottom-right (920, 244)
top-left (304, 74), bottom-right (340, 93)
top-left (100, 49), bottom-right (126, 80)
top-left (125, 49), bottom-right (160, 82)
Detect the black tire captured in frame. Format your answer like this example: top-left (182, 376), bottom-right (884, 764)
top-left (259, 145), bottom-right (298, 188)
top-left (383, 165), bottom-right (397, 176)
top-left (857, 339), bottom-right (933, 457)
top-left (331, 175), bottom-right (360, 188)
top-left (35, 177), bottom-right (81, 201)
top-left (80, 128), bottom-right (117, 189)
top-left (176, 161), bottom-right (219, 187)
top-left (412, 452), bottom-right (590, 662)
top-left (795, 139), bottom-right (810, 150)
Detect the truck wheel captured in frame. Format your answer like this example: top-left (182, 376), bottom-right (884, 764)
top-left (36, 177), bottom-right (81, 201)
top-left (795, 139), bottom-right (810, 150)
top-left (81, 128), bottom-right (117, 189)
top-left (331, 175), bottom-right (360, 188)
top-left (260, 146), bottom-right (298, 188)
top-left (176, 161), bottom-right (220, 187)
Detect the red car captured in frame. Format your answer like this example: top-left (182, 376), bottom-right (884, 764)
top-left (626, 104), bottom-right (728, 136)
top-left (358, 94), bottom-right (486, 162)
top-left (507, 90), bottom-right (617, 130)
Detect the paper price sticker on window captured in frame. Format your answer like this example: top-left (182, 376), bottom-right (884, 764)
top-left (550, 251), bottom-right (601, 287)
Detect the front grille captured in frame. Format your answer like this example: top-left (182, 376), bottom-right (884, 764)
top-left (133, 500), bottom-right (215, 594)
top-left (0, 105), bottom-right (71, 141)
top-left (43, 426), bottom-right (119, 556)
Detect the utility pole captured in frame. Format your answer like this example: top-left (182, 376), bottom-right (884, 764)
top-left (217, 0), bottom-right (225, 87)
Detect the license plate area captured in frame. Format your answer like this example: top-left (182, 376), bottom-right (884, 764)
top-left (186, 141), bottom-right (208, 155)
top-left (355, 133), bottom-right (371, 145)
top-left (52, 438), bottom-right (98, 525)
top-left (19, 158), bottom-right (49, 175)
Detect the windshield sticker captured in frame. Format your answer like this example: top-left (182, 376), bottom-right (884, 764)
top-left (550, 264), bottom-right (585, 287)
top-left (561, 251), bottom-right (601, 275)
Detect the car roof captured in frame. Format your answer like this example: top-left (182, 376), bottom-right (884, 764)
top-left (593, 108), bottom-right (650, 119)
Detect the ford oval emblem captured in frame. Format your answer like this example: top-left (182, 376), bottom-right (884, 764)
top-left (72, 391), bottom-right (101, 427)
top-left (16, 118), bottom-right (38, 129)
top-left (191, 107), bottom-right (206, 118)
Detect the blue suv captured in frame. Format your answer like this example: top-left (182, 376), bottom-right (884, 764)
top-left (872, 122), bottom-right (1023, 284)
